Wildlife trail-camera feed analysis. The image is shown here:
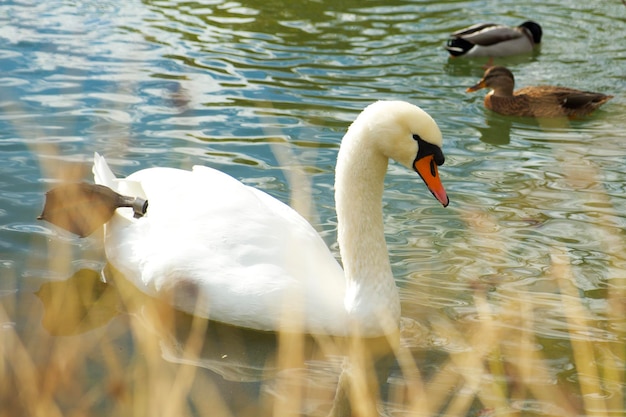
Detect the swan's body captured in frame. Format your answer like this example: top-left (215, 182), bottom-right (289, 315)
top-left (93, 101), bottom-right (448, 337)
top-left (445, 21), bottom-right (542, 58)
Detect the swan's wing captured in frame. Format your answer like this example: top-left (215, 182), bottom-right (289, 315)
top-left (103, 163), bottom-right (347, 333)
top-left (93, 153), bottom-right (117, 187)
top-left (93, 152), bottom-right (147, 198)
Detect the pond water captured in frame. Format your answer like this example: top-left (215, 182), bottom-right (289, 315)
top-left (1, 0), bottom-right (625, 416)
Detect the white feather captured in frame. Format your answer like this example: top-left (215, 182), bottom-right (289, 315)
top-left (94, 100), bottom-right (447, 337)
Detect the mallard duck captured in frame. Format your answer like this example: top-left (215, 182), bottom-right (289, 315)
top-left (466, 66), bottom-right (613, 118)
top-left (40, 101), bottom-right (449, 337)
top-left (446, 21), bottom-right (542, 58)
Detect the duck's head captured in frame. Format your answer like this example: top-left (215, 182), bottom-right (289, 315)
top-left (346, 100), bottom-right (449, 207)
top-left (466, 66), bottom-right (516, 96)
top-left (519, 21), bottom-right (542, 44)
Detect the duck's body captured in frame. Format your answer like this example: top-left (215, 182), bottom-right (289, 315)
top-left (87, 101), bottom-right (449, 337)
top-left (467, 66), bottom-right (613, 118)
top-left (445, 21), bottom-right (542, 58)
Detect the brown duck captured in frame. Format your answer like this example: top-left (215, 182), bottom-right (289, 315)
top-left (467, 66), bottom-right (613, 118)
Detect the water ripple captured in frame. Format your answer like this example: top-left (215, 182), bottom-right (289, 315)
top-left (0, 0), bottom-right (625, 414)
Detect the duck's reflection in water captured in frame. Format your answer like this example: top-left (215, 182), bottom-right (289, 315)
top-left (476, 113), bottom-right (513, 145)
top-left (36, 267), bottom-right (397, 417)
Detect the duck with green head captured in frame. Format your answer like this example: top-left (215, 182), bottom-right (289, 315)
top-left (446, 21), bottom-right (542, 58)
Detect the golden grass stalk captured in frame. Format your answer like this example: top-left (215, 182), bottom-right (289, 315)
top-left (552, 248), bottom-right (608, 417)
top-left (2, 106), bottom-right (623, 417)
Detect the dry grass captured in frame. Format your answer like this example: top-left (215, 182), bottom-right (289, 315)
top-left (2, 117), bottom-right (624, 417)
top-left (2, 162), bottom-right (623, 417)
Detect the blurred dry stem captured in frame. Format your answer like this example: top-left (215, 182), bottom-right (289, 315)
top-left (3, 105), bottom-right (624, 417)
top-left (3, 190), bottom-right (622, 417)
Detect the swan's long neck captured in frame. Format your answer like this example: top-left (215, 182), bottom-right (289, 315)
top-left (334, 126), bottom-right (401, 334)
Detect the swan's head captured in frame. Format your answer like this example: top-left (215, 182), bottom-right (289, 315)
top-left (347, 100), bottom-right (449, 207)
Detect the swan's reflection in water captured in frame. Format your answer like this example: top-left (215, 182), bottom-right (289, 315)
top-left (36, 267), bottom-right (397, 417)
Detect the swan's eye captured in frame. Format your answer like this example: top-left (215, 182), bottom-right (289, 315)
top-left (412, 134), bottom-right (421, 141)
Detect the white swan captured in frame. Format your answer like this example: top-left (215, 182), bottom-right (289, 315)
top-left (92, 100), bottom-right (448, 337)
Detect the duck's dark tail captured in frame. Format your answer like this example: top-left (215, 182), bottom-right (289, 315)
top-left (561, 92), bottom-right (614, 118)
top-left (445, 38), bottom-right (473, 57)
top-left (38, 183), bottom-right (148, 237)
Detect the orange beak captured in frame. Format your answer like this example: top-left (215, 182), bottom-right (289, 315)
top-left (414, 155), bottom-right (449, 207)
top-left (466, 79), bottom-right (486, 93)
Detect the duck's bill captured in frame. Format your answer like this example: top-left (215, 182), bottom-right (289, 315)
top-left (466, 80), bottom-right (486, 92)
top-left (414, 155), bottom-right (449, 207)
